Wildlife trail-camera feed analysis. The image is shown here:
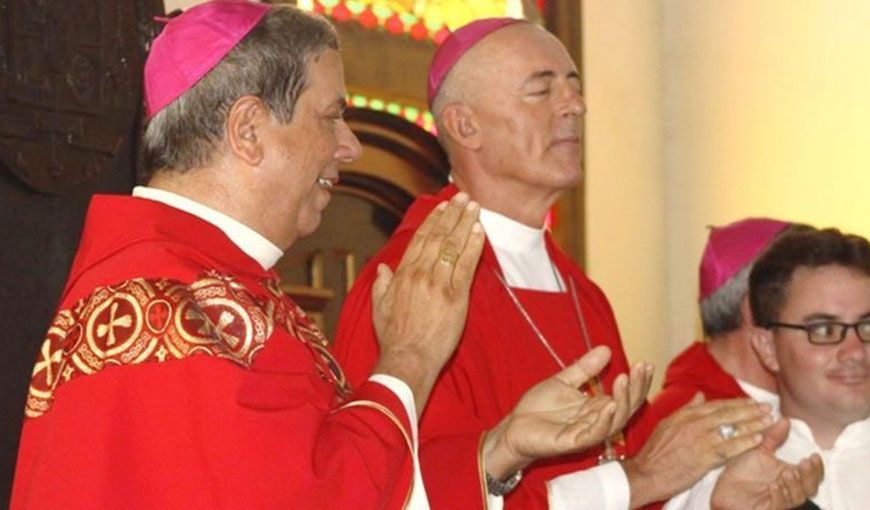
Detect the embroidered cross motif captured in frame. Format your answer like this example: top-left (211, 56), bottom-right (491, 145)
top-left (96, 301), bottom-right (133, 347)
top-left (32, 342), bottom-right (63, 387)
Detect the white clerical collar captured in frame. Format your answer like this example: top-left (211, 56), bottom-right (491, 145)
top-left (132, 186), bottom-right (284, 271)
top-left (479, 208), bottom-right (547, 254)
top-left (478, 207), bottom-right (563, 291)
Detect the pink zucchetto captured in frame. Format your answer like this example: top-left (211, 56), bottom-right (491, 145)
top-left (699, 217), bottom-right (791, 301)
top-left (144, 0), bottom-right (270, 119)
top-left (427, 17), bottom-right (524, 108)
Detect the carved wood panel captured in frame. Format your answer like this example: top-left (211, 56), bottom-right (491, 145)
top-left (0, 0), bottom-right (161, 194)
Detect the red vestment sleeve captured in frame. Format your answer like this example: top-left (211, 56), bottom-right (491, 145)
top-left (335, 232), bottom-right (488, 510)
top-left (13, 297), bottom-right (414, 510)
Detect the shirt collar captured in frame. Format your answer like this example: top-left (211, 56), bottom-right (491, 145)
top-left (736, 379), bottom-right (781, 414)
top-left (479, 207), bottom-right (547, 254)
top-left (132, 186), bottom-right (284, 270)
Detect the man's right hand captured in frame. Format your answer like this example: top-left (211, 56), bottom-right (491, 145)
top-left (482, 346), bottom-right (653, 480)
top-left (371, 192), bottom-right (485, 413)
top-left (624, 395), bottom-right (775, 508)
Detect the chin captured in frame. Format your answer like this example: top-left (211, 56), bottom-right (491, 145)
top-left (296, 213), bottom-right (323, 239)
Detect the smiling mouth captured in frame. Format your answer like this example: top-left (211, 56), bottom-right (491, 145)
top-left (828, 371), bottom-right (870, 385)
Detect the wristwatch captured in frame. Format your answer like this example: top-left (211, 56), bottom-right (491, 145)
top-left (485, 470), bottom-right (522, 496)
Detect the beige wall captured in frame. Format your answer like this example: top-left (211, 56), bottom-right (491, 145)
top-left (582, 2), bottom-right (668, 387)
top-left (584, 0), bottom-right (870, 387)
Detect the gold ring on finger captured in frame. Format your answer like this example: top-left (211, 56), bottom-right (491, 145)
top-left (438, 246), bottom-right (460, 266)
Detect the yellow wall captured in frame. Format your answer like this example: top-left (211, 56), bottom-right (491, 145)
top-left (585, 0), bottom-right (870, 384)
top-left (582, 1), bottom-right (668, 387)
top-left (663, 1), bottom-right (870, 362)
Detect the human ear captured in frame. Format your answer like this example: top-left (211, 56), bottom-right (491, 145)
top-left (440, 104), bottom-right (482, 150)
top-left (226, 95), bottom-right (267, 166)
top-left (750, 327), bottom-right (780, 373)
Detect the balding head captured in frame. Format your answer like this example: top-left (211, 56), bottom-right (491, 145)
top-left (428, 22), bottom-right (585, 226)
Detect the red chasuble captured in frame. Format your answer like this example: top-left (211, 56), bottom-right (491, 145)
top-left (11, 195), bottom-right (414, 510)
top-left (334, 185), bottom-right (645, 510)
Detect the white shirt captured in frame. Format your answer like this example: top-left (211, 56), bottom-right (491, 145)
top-left (133, 186), bottom-right (429, 508)
top-left (736, 379), bottom-right (780, 410)
top-left (479, 208), bottom-right (630, 510)
top-left (665, 412), bottom-right (870, 509)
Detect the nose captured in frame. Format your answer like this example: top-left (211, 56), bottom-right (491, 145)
top-left (567, 94), bottom-right (587, 117)
top-left (837, 327), bottom-right (868, 363)
top-left (559, 83), bottom-right (586, 117)
top-left (336, 120), bottom-right (362, 163)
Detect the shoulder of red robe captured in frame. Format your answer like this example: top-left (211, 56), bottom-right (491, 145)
top-left (25, 270), bottom-right (351, 418)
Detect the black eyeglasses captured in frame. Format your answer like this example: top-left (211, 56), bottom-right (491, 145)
top-left (767, 320), bottom-right (870, 345)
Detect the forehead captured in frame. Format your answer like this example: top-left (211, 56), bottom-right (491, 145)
top-left (302, 49), bottom-right (345, 96)
top-left (478, 24), bottom-right (578, 80)
top-left (780, 264), bottom-right (870, 318)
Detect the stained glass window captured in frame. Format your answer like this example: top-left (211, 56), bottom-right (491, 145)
top-left (297, 0), bottom-right (531, 44)
top-left (348, 93), bottom-right (437, 134)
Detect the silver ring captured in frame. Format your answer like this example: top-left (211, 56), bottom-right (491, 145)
top-left (718, 423), bottom-right (737, 440)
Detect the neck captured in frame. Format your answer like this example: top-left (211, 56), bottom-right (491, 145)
top-left (780, 402), bottom-right (859, 449)
top-left (147, 168), bottom-right (287, 248)
top-left (707, 330), bottom-right (778, 393)
top-left (451, 170), bottom-right (561, 228)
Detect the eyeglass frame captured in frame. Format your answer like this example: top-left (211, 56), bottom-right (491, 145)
top-left (766, 319), bottom-right (870, 345)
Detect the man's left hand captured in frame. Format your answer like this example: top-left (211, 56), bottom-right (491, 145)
top-left (711, 418), bottom-right (824, 510)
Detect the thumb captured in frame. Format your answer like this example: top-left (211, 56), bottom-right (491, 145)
top-left (688, 391), bottom-right (706, 406)
top-left (556, 345), bottom-right (612, 387)
top-left (371, 263), bottom-right (393, 305)
top-left (760, 418), bottom-right (790, 452)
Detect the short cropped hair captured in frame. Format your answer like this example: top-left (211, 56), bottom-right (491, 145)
top-left (142, 6), bottom-right (338, 173)
top-left (749, 226), bottom-right (870, 327)
top-left (700, 264), bottom-right (753, 337)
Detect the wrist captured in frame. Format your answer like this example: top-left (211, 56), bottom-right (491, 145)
top-left (374, 348), bottom-right (437, 413)
top-left (623, 457), bottom-right (658, 509)
top-left (482, 420), bottom-right (530, 480)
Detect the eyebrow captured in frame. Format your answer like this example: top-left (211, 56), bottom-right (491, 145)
top-left (523, 70), bottom-right (581, 85)
top-left (800, 313), bottom-right (840, 322)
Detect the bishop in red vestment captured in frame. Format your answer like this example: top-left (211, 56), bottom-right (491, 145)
top-left (639, 218), bottom-right (790, 447)
top-left (334, 18), bottom-right (794, 510)
top-left (335, 185), bottom-right (641, 510)
top-left (12, 194), bottom-right (417, 509)
top-left (11, 2), bottom-right (489, 508)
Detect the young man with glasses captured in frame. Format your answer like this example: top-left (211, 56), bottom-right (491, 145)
top-left (669, 226), bottom-right (870, 509)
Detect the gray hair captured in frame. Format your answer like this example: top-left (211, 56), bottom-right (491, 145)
top-left (142, 5), bottom-right (338, 173)
top-left (700, 263), bottom-right (753, 337)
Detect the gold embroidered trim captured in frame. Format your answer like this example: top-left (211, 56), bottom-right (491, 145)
top-left (337, 399), bottom-right (414, 509)
top-left (26, 271), bottom-right (350, 418)
top-left (477, 433), bottom-right (489, 509)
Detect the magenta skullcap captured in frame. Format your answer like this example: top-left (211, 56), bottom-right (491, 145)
top-left (427, 17), bottom-right (523, 108)
top-left (144, 0), bottom-right (270, 119)
top-left (699, 218), bottom-right (791, 301)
